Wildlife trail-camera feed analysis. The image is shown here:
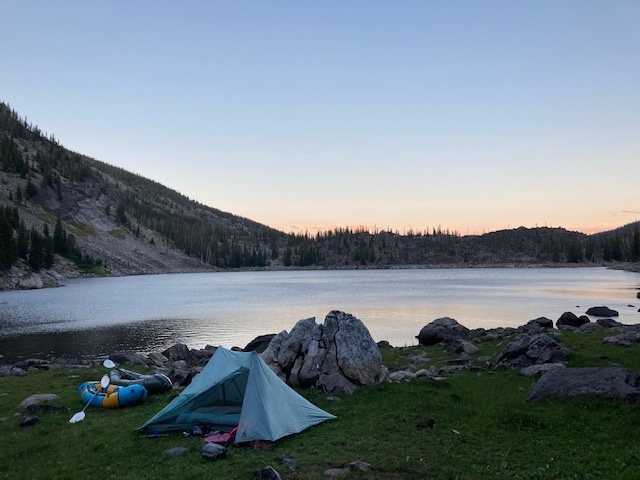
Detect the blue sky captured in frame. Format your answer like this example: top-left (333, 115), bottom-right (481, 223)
top-left (2, 1), bottom-right (639, 235)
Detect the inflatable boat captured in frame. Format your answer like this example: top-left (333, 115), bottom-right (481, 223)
top-left (108, 368), bottom-right (172, 395)
top-left (78, 381), bottom-right (148, 409)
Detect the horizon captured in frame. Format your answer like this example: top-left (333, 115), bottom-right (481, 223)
top-left (1, 1), bottom-right (638, 236)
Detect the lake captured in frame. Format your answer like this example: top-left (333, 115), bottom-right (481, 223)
top-left (1, 267), bottom-right (639, 363)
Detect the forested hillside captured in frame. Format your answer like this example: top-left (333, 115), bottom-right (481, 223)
top-left (1, 101), bottom-right (639, 289)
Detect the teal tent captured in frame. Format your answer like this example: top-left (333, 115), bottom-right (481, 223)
top-left (138, 347), bottom-right (335, 443)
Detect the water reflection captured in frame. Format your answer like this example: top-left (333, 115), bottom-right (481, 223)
top-left (0, 268), bottom-right (638, 363)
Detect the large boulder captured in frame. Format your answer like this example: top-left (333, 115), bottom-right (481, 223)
top-left (496, 334), bottom-right (572, 368)
top-left (416, 317), bottom-right (470, 346)
top-left (586, 306), bottom-right (619, 317)
top-left (556, 312), bottom-right (590, 329)
top-left (528, 367), bottom-right (640, 402)
top-left (261, 311), bottom-right (388, 394)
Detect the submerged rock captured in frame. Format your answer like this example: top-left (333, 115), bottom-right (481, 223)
top-left (586, 306), bottom-right (619, 317)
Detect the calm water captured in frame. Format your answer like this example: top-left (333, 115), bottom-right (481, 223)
top-left (0, 267), bottom-right (639, 362)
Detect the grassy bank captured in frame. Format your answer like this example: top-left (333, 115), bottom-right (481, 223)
top-left (1, 331), bottom-right (640, 479)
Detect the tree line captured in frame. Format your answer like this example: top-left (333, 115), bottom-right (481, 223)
top-left (1, 100), bottom-right (639, 276)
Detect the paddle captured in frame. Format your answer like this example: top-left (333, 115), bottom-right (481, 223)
top-left (103, 359), bottom-right (116, 369)
top-left (69, 374), bottom-right (110, 424)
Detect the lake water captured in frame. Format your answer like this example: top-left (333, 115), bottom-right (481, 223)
top-left (0, 267), bottom-right (639, 363)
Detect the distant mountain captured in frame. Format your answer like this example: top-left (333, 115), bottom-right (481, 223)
top-left (1, 102), bottom-right (639, 289)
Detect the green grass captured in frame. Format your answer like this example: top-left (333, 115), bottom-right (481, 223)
top-left (2, 331), bottom-right (640, 479)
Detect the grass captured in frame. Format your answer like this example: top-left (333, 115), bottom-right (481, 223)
top-left (1, 331), bottom-right (640, 479)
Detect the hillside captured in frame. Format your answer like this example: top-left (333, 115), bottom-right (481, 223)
top-left (1, 101), bottom-right (639, 289)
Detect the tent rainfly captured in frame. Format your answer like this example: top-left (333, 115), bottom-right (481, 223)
top-left (138, 346), bottom-right (335, 443)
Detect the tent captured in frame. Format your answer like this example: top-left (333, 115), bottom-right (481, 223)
top-left (138, 346), bottom-right (335, 443)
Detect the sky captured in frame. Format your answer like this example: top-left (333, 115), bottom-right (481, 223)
top-left (1, 1), bottom-right (639, 236)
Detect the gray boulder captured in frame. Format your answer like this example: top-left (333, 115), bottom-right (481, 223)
top-left (244, 334), bottom-right (277, 353)
top-left (161, 343), bottom-right (191, 362)
top-left (528, 367), bottom-right (640, 402)
top-left (602, 331), bottom-right (640, 347)
top-left (586, 306), bottom-right (619, 317)
top-left (261, 311), bottom-right (388, 394)
top-left (416, 317), bottom-right (470, 346)
top-left (596, 318), bottom-right (625, 329)
top-left (556, 312), bottom-right (589, 329)
top-left (521, 317), bottom-right (554, 334)
top-left (496, 334), bottom-right (571, 368)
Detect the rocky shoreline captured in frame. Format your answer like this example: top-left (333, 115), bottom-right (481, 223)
top-left (3, 306), bottom-right (640, 400)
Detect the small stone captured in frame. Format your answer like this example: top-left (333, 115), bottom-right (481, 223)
top-left (349, 460), bottom-right (371, 471)
top-left (20, 394), bottom-right (59, 409)
top-left (19, 415), bottom-right (39, 427)
top-left (280, 458), bottom-right (299, 471)
top-left (164, 447), bottom-right (189, 456)
top-left (201, 442), bottom-right (227, 459)
top-left (253, 465), bottom-right (282, 479)
top-left (325, 467), bottom-right (350, 477)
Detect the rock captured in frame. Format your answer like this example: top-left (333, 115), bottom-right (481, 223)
top-left (377, 340), bottom-right (392, 349)
top-left (318, 373), bottom-right (359, 395)
top-left (244, 334), bottom-right (277, 353)
top-left (20, 394), bottom-right (59, 409)
top-left (446, 338), bottom-right (479, 355)
top-left (261, 311), bottom-right (387, 394)
top-left (521, 317), bottom-right (554, 333)
top-left (109, 352), bottom-right (147, 366)
top-left (637, 291), bottom-right (640, 299)
top-left (9, 367), bottom-right (27, 377)
top-left (579, 322), bottom-right (604, 332)
top-left (26, 404), bottom-right (69, 414)
top-left (15, 358), bottom-right (51, 370)
top-left (280, 458), bottom-right (300, 471)
top-left (519, 363), bottom-right (566, 377)
top-left (496, 334), bottom-right (571, 368)
top-left (186, 348), bottom-right (215, 366)
top-left (602, 331), bottom-right (640, 347)
top-left (416, 317), bottom-right (470, 346)
top-left (556, 312), bottom-right (589, 328)
top-left (147, 352), bottom-right (169, 367)
top-left (201, 442), bottom-right (227, 459)
top-left (253, 466), bottom-right (282, 480)
top-left (325, 461), bottom-right (371, 477)
top-left (349, 460), bottom-right (371, 472)
top-left (161, 343), bottom-right (191, 362)
top-left (528, 367), bottom-right (640, 402)
top-left (164, 447), bottom-right (189, 456)
top-left (325, 467), bottom-right (350, 477)
top-left (168, 367), bottom-right (198, 387)
top-left (17, 273), bottom-right (43, 290)
top-left (596, 318), bottom-right (625, 329)
top-left (19, 415), bottom-right (39, 427)
top-left (389, 371), bottom-right (416, 382)
top-left (586, 306), bottom-right (619, 317)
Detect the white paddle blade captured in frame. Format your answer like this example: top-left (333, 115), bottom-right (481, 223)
top-left (100, 375), bottom-right (110, 388)
top-left (103, 359), bottom-right (116, 369)
top-left (69, 411), bottom-right (86, 423)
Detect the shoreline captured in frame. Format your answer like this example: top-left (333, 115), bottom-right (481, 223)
top-left (2, 260), bottom-right (639, 293)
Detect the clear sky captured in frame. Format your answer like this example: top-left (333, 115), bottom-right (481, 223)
top-left (2, 1), bottom-right (638, 235)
